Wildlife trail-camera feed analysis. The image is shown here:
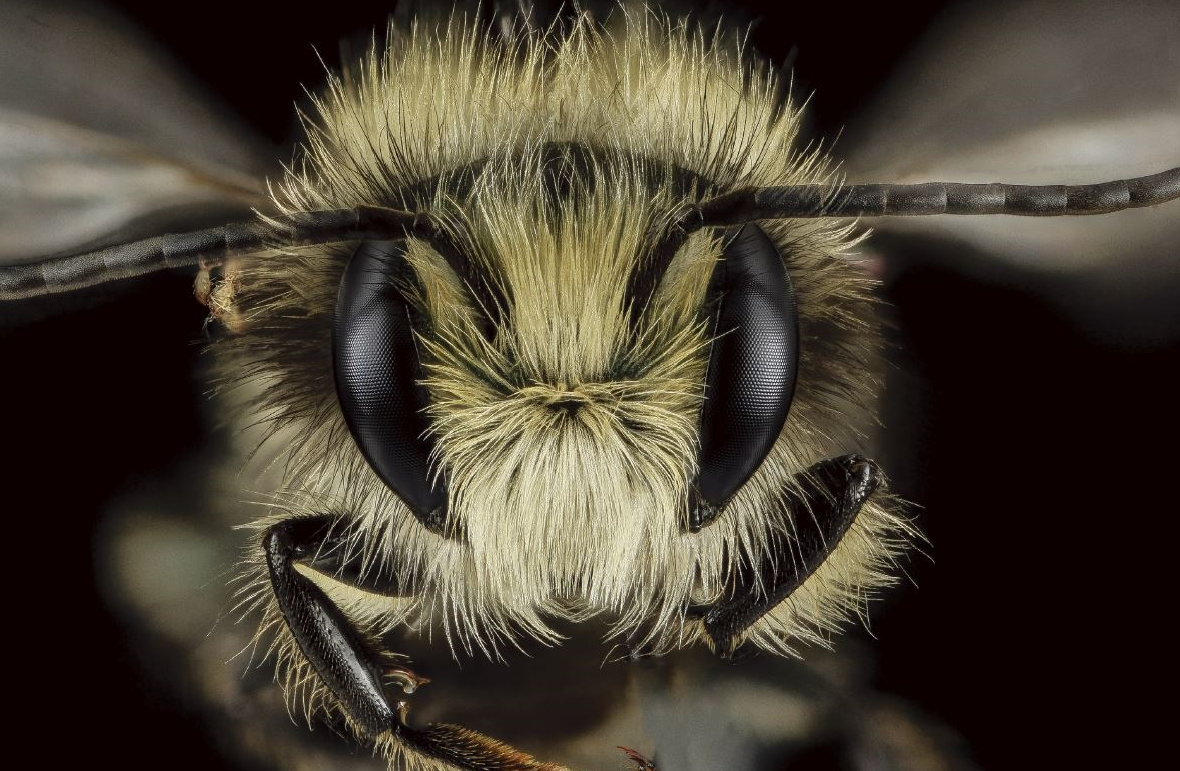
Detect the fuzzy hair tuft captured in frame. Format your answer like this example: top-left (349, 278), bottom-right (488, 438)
top-left (215, 6), bottom-right (913, 761)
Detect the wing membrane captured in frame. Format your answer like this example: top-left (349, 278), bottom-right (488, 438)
top-left (842, 0), bottom-right (1179, 277)
top-left (0, 0), bottom-right (274, 263)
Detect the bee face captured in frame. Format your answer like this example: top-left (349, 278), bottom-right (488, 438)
top-left (3, 2), bottom-right (1176, 770)
top-left (205, 14), bottom-right (912, 674)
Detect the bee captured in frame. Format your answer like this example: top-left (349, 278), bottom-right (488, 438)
top-left (1, 2), bottom-right (1176, 770)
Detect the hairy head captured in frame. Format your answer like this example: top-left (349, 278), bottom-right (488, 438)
top-left (222, 8), bottom-right (907, 661)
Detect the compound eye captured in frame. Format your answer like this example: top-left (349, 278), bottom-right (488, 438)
top-left (333, 241), bottom-right (447, 530)
top-left (692, 224), bottom-right (800, 529)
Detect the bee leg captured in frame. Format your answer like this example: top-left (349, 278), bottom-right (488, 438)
top-left (263, 516), bottom-right (423, 741)
top-left (694, 454), bottom-right (882, 657)
top-left (393, 705), bottom-right (579, 771)
top-left (264, 516), bottom-right (570, 770)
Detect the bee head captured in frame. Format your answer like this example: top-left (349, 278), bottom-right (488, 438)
top-left (328, 143), bottom-right (815, 546)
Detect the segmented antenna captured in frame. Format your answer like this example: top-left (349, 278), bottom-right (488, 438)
top-left (682, 166), bottom-right (1180, 228)
top-left (2, 167), bottom-right (1177, 302)
top-left (0, 207), bottom-right (432, 301)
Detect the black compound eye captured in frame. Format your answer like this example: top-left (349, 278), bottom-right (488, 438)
top-left (333, 240), bottom-right (447, 532)
top-left (691, 223), bottom-right (800, 530)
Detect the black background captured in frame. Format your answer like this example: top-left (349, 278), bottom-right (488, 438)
top-left (2, 1), bottom-right (1176, 769)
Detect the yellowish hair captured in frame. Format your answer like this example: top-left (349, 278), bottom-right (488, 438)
top-left (218, 6), bottom-right (911, 766)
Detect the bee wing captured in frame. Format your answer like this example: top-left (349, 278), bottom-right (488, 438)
top-left (841, 0), bottom-right (1180, 337)
top-left (0, 0), bottom-right (274, 265)
top-left (0, 5), bottom-right (277, 761)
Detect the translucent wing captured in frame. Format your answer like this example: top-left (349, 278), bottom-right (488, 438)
top-left (0, 0), bottom-right (273, 265)
top-left (839, 3), bottom-right (1179, 770)
top-left (0, 2), bottom-right (273, 767)
top-left (842, 0), bottom-right (1180, 339)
